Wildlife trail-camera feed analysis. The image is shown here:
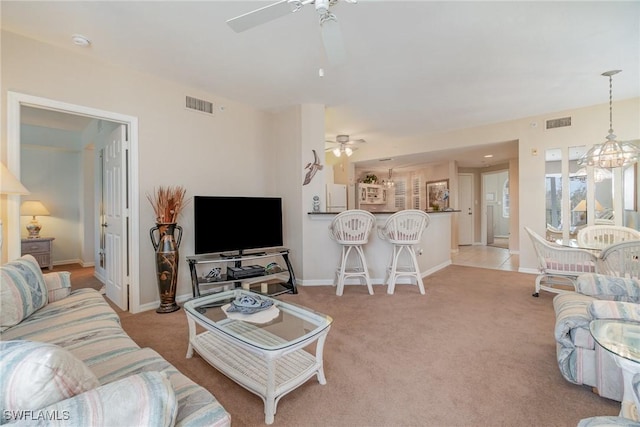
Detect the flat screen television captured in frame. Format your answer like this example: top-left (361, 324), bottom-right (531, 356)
top-left (194, 196), bottom-right (283, 255)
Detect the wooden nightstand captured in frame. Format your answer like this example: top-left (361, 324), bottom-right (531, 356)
top-left (21, 237), bottom-right (55, 270)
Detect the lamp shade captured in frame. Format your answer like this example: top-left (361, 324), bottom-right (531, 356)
top-left (573, 199), bottom-right (604, 212)
top-left (0, 163), bottom-right (30, 195)
top-left (20, 200), bottom-right (50, 217)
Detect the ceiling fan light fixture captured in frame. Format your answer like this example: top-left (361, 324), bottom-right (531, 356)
top-left (344, 147), bottom-right (353, 157)
top-left (333, 147), bottom-right (342, 157)
top-left (579, 70), bottom-right (640, 168)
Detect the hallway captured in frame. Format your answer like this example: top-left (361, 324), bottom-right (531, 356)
top-left (451, 238), bottom-right (519, 272)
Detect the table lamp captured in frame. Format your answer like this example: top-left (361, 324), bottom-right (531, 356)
top-left (20, 200), bottom-right (50, 239)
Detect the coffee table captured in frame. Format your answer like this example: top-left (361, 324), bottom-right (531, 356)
top-left (590, 319), bottom-right (640, 418)
top-left (184, 290), bottom-right (333, 424)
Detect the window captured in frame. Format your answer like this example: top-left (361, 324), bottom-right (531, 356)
top-left (394, 179), bottom-right (406, 210)
top-left (412, 176), bottom-right (421, 210)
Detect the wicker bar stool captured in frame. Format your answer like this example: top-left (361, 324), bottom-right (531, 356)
top-left (377, 210), bottom-right (430, 294)
top-left (328, 210), bottom-right (376, 296)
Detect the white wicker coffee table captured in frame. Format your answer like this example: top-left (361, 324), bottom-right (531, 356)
top-left (184, 290), bottom-right (333, 424)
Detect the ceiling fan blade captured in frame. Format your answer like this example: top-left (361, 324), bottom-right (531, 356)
top-left (320, 14), bottom-right (347, 65)
top-left (345, 139), bottom-right (366, 145)
top-left (226, 0), bottom-right (295, 33)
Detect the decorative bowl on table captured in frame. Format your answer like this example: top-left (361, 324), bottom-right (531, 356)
top-left (226, 294), bottom-right (274, 314)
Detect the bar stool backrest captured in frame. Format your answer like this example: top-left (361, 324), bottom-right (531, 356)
top-left (329, 210), bottom-right (376, 245)
top-left (378, 210), bottom-right (430, 245)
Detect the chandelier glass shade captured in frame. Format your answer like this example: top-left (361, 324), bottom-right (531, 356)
top-left (578, 70), bottom-right (640, 168)
top-left (575, 166), bottom-right (612, 183)
top-left (382, 169), bottom-right (395, 187)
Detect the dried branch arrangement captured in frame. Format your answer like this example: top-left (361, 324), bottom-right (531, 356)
top-left (147, 185), bottom-right (189, 224)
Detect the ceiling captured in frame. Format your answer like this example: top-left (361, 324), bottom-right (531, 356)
top-left (4, 1), bottom-right (639, 170)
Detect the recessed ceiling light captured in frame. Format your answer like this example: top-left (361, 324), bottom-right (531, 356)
top-left (484, 154), bottom-right (493, 158)
top-left (71, 34), bottom-right (91, 47)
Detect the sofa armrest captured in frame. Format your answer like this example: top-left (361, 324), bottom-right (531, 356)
top-left (554, 292), bottom-right (596, 347)
top-left (576, 274), bottom-right (640, 303)
top-left (42, 272), bottom-right (71, 302)
top-left (589, 300), bottom-right (640, 322)
top-left (553, 292), bottom-right (598, 385)
top-left (7, 372), bottom-right (178, 427)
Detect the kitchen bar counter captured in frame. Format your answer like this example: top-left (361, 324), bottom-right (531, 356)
top-left (305, 210), bottom-right (453, 289)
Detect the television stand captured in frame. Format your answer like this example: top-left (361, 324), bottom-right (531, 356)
top-left (186, 247), bottom-right (297, 298)
top-left (221, 250), bottom-right (267, 258)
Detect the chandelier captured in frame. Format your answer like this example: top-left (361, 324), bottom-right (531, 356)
top-left (574, 166), bottom-right (612, 183)
top-left (578, 70), bottom-right (640, 168)
top-left (382, 169), bottom-right (395, 188)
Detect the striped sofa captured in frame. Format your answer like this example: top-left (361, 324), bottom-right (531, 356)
top-left (553, 273), bottom-right (640, 402)
top-left (0, 255), bottom-right (230, 426)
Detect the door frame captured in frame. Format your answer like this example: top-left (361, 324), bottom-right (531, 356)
top-left (7, 91), bottom-right (140, 313)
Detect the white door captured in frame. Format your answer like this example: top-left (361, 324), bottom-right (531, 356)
top-left (458, 173), bottom-right (474, 245)
top-left (104, 125), bottom-right (128, 310)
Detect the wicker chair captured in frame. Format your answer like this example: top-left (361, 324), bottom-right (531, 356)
top-left (377, 210), bottom-right (430, 295)
top-left (328, 210), bottom-right (376, 296)
top-left (597, 240), bottom-right (640, 279)
top-left (577, 225), bottom-right (640, 250)
top-left (524, 226), bottom-right (598, 297)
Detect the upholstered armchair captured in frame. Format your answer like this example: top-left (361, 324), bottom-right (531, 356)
top-left (553, 273), bottom-right (640, 401)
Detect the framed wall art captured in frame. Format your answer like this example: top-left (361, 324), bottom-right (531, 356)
top-left (426, 179), bottom-right (449, 211)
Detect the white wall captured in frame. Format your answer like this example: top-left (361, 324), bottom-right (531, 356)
top-left (349, 98), bottom-right (640, 273)
top-left (2, 29), bottom-right (639, 300)
top-left (1, 31), bottom-right (283, 307)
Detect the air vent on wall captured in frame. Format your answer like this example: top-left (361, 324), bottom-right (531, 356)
top-left (185, 96), bottom-right (214, 115)
top-left (546, 116), bottom-right (571, 130)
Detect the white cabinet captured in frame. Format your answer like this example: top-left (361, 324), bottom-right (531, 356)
top-left (358, 184), bottom-right (386, 205)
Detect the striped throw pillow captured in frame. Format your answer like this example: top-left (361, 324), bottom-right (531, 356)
top-left (0, 255), bottom-right (48, 328)
top-left (0, 340), bottom-right (100, 417)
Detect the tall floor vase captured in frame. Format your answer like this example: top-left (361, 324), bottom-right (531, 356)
top-left (150, 223), bottom-right (182, 313)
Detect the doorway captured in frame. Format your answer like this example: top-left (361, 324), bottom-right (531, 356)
top-left (481, 169), bottom-right (510, 248)
top-left (6, 92), bottom-right (141, 313)
top-left (458, 173), bottom-right (474, 245)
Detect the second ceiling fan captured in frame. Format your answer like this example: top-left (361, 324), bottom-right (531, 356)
top-left (226, 0), bottom-right (357, 65)
top-left (325, 134), bottom-right (366, 157)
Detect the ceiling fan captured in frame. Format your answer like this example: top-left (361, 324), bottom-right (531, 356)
top-left (226, 0), bottom-right (357, 65)
top-left (325, 134), bottom-right (366, 157)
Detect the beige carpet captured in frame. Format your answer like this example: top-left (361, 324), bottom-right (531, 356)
top-left (95, 265), bottom-right (619, 427)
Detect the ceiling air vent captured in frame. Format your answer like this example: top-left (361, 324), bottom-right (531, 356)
top-left (185, 96), bottom-right (214, 115)
top-left (545, 116), bottom-right (571, 130)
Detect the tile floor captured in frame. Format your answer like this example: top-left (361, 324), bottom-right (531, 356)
top-left (451, 238), bottom-right (519, 272)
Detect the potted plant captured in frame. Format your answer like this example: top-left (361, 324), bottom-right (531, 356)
top-left (147, 186), bottom-right (189, 313)
top-left (363, 174), bottom-right (378, 184)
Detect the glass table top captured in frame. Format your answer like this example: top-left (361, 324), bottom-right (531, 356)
top-left (590, 319), bottom-right (640, 364)
top-left (184, 290), bottom-right (333, 351)
top-left (555, 239), bottom-right (602, 251)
